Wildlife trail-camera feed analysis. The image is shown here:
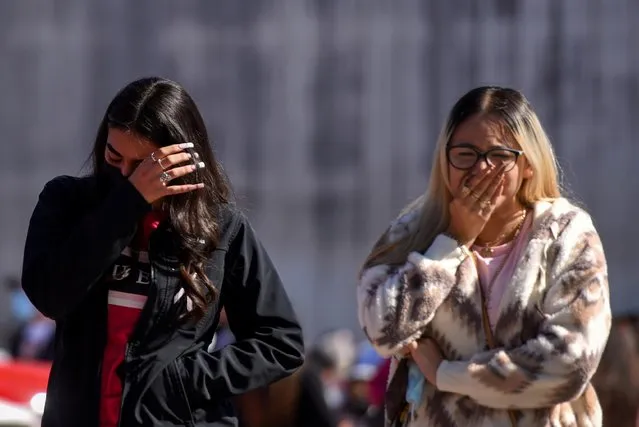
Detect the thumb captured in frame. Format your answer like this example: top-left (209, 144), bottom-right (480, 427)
top-left (401, 341), bottom-right (418, 356)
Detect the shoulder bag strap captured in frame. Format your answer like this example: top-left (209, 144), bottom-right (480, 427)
top-left (474, 254), bottom-right (518, 427)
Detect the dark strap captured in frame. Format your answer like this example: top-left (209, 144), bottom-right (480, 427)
top-left (385, 358), bottom-right (409, 425)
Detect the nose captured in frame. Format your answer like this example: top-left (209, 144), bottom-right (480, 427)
top-left (472, 156), bottom-right (491, 174)
top-left (119, 161), bottom-right (137, 178)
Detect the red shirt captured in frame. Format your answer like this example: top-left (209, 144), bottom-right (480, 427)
top-left (99, 212), bottom-right (163, 427)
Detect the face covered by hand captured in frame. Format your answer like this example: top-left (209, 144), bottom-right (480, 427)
top-left (100, 162), bottom-right (128, 185)
top-left (96, 163), bottom-right (132, 198)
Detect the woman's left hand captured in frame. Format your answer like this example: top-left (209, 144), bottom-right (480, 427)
top-left (409, 338), bottom-right (444, 386)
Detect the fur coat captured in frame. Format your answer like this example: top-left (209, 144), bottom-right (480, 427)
top-left (357, 198), bottom-right (611, 427)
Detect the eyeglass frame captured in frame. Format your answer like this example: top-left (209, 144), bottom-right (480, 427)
top-left (445, 143), bottom-right (524, 171)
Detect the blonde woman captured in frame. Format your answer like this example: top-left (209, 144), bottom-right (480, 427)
top-left (357, 86), bottom-right (611, 427)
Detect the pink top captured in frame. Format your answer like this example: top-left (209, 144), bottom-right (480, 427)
top-left (471, 214), bottom-right (533, 331)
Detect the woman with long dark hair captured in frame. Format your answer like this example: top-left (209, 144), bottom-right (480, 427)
top-left (21, 77), bottom-right (304, 427)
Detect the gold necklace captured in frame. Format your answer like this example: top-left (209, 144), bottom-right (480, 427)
top-left (476, 209), bottom-right (527, 257)
top-left (473, 209), bottom-right (529, 311)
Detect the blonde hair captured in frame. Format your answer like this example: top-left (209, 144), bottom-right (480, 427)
top-left (363, 86), bottom-right (562, 269)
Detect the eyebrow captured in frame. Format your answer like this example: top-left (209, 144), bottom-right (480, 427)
top-left (106, 142), bottom-right (122, 157)
top-left (449, 142), bottom-right (512, 149)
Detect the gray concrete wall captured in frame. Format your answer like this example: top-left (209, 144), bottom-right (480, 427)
top-left (1, 0), bottom-right (637, 340)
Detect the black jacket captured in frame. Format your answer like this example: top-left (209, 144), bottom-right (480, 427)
top-left (21, 174), bottom-right (305, 427)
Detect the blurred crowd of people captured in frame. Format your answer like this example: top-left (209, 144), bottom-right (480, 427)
top-left (0, 277), bottom-right (390, 427)
top-left (4, 273), bottom-right (639, 426)
top-left (223, 312), bottom-right (639, 427)
top-left (215, 314), bottom-right (390, 427)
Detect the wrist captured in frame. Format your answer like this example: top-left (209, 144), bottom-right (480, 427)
top-left (128, 178), bottom-right (153, 204)
top-left (444, 229), bottom-right (474, 249)
top-left (430, 360), bottom-right (443, 385)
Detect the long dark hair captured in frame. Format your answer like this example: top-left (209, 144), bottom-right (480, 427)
top-left (91, 77), bottom-right (232, 320)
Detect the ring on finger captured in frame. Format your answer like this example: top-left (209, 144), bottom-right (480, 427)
top-left (479, 199), bottom-right (491, 210)
top-left (159, 171), bottom-right (171, 185)
top-left (470, 191), bottom-right (481, 200)
top-left (151, 152), bottom-right (159, 163)
top-left (460, 186), bottom-right (471, 198)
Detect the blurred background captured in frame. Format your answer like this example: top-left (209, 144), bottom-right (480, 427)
top-left (0, 0), bottom-right (638, 426)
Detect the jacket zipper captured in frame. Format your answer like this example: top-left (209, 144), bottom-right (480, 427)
top-left (117, 239), bottom-right (157, 427)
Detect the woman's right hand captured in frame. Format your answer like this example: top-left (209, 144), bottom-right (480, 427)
top-left (128, 143), bottom-right (205, 204)
top-left (447, 165), bottom-right (505, 247)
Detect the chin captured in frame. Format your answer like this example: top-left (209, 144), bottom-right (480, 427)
top-left (492, 196), bottom-right (517, 213)
top-left (491, 201), bottom-right (506, 215)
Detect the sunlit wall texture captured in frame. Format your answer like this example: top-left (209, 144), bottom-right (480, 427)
top-left (1, 0), bottom-right (637, 339)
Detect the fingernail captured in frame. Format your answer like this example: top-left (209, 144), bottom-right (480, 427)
top-left (193, 152), bottom-right (200, 159)
top-left (197, 162), bottom-right (205, 169)
top-left (180, 142), bottom-right (195, 148)
top-left (186, 153), bottom-right (192, 158)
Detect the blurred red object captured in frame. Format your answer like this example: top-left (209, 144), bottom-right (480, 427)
top-left (369, 358), bottom-right (391, 407)
top-left (0, 360), bottom-right (50, 405)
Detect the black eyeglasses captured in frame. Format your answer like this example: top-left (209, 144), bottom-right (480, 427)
top-left (446, 144), bottom-right (524, 171)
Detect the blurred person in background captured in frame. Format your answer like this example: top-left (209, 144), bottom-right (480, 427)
top-left (9, 310), bottom-right (55, 361)
top-left (232, 365), bottom-right (339, 427)
top-left (339, 342), bottom-right (386, 426)
top-left (0, 276), bottom-right (36, 351)
top-left (233, 329), bottom-right (357, 427)
top-left (1, 275), bottom-right (55, 362)
top-left (0, 276), bottom-right (36, 346)
top-left (339, 365), bottom-right (377, 427)
top-left (233, 347), bottom-right (342, 427)
top-left (5, 276), bottom-right (37, 324)
top-left (591, 315), bottom-right (639, 427)
top-left (308, 328), bottom-right (357, 412)
top-left (21, 77), bottom-right (304, 427)
top-left (367, 359), bottom-right (391, 427)
top-left (358, 86), bottom-right (611, 426)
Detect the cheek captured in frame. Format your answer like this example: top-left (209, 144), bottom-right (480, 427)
top-left (502, 171), bottom-right (522, 194)
top-left (447, 168), bottom-right (468, 189)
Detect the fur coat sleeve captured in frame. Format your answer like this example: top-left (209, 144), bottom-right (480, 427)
top-left (357, 208), bottom-right (468, 358)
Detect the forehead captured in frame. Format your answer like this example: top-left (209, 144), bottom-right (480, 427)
top-left (106, 128), bottom-right (157, 159)
top-left (449, 114), bottom-right (516, 149)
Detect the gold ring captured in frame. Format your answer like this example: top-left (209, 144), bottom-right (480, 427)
top-left (460, 186), bottom-right (471, 198)
top-left (479, 200), bottom-right (491, 210)
top-left (470, 191), bottom-right (481, 200)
